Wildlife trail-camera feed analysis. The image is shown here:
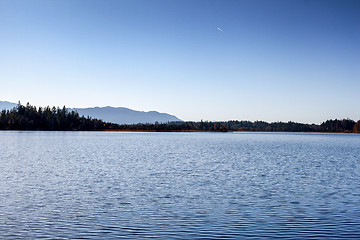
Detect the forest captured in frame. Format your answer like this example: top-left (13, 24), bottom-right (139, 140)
top-left (115, 119), bottom-right (360, 133)
top-left (1, 103), bottom-right (359, 133)
top-left (0, 103), bottom-right (119, 130)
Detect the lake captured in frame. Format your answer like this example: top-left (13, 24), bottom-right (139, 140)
top-left (0, 131), bottom-right (359, 239)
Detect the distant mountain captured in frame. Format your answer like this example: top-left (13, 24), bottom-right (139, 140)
top-left (0, 101), bottom-right (17, 111)
top-left (1, 101), bottom-right (182, 124)
top-left (72, 106), bottom-right (182, 124)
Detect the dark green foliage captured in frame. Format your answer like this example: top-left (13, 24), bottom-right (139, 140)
top-left (116, 119), bottom-right (358, 133)
top-left (320, 119), bottom-right (356, 133)
top-left (0, 102), bottom-right (358, 133)
top-left (353, 121), bottom-right (360, 133)
top-left (114, 119), bottom-right (356, 133)
top-left (117, 121), bottom-right (312, 132)
top-left (115, 121), bottom-right (229, 132)
top-left (0, 102), bottom-right (119, 130)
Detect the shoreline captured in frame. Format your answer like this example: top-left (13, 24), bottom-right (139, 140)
top-left (0, 129), bottom-right (357, 134)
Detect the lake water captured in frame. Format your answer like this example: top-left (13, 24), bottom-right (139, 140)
top-left (0, 131), bottom-right (359, 239)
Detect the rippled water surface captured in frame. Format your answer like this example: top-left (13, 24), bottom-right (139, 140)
top-left (0, 131), bottom-right (359, 239)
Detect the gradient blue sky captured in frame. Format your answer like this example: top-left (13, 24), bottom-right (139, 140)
top-left (1, 0), bottom-right (359, 123)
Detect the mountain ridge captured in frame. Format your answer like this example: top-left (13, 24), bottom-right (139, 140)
top-left (71, 106), bottom-right (182, 124)
top-left (0, 101), bottom-right (17, 110)
top-left (0, 101), bottom-right (182, 124)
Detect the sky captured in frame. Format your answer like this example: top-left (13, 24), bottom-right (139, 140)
top-left (0, 0), bottom-right (359, 123)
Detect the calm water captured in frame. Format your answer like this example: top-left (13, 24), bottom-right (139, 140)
top-left (0, 131), bottom-right (359, 239)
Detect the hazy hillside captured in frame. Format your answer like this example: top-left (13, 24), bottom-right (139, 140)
top-left (1, 101), bottom-right (182, 124)
top-left (72, 106), bottom-right (182, 124)
top-left (0, 101), bottom-right (17, 110)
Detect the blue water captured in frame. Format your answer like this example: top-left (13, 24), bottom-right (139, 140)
top-left (0, 131), bottom-right (359, 239)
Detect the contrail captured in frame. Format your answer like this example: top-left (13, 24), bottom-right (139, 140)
top-left (217, 27), bottom-right (223, 32)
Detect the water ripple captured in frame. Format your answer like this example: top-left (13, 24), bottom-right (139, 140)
top-left (0, 131), bottom-right (359, 239)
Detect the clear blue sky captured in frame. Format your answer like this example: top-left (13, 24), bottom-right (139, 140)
top-left (1, 0), bottom-right (359, 123)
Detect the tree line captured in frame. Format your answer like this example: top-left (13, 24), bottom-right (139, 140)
top-left (116, 119), bottom-right (360, 133)
top-left (0, 102), bottom-right (119, 130)
top-left (0, 103), bottom-right (359, 133)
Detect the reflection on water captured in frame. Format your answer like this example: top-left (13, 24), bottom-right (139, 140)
top-left (0, 131), bottom-right (359, 239)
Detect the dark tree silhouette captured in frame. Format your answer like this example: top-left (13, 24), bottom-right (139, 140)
top-left (0, 102), bottom-right (119, 130)
top-left (0, 102), bottom-right (358, 133)
top-left (353, 120), bottom-right (360, 133)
